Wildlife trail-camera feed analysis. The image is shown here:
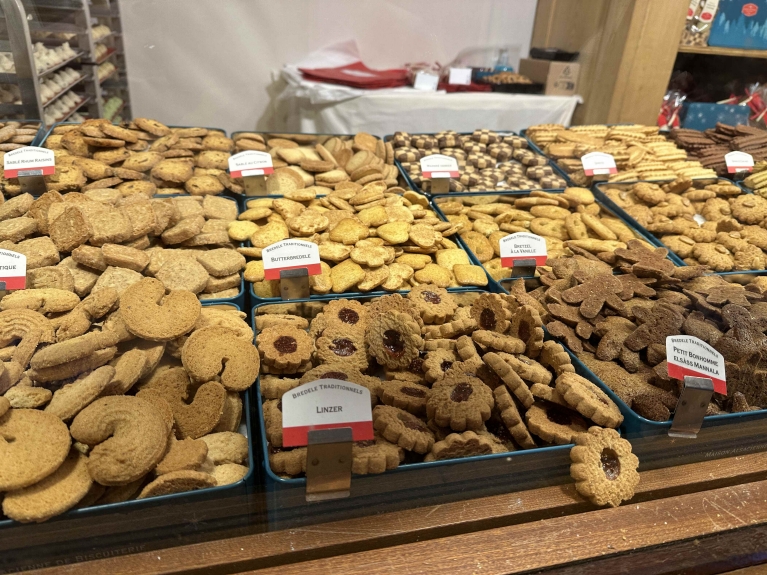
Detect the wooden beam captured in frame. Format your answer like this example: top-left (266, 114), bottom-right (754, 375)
top-left (532, 0), bottom-right (688, 125)
top-left (29, 451), bottom-right (767, 575)
top-left (248, 478), bottom-right (767, 575)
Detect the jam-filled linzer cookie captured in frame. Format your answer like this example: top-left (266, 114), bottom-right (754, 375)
top-left (256, 325), bottom-right (313, 373)
top-left (366, 311), bottom-right (423, 370)
top-left (570, 427), bottom-right (640, 507)
top-left (426, 375), bottom-right (494, 431)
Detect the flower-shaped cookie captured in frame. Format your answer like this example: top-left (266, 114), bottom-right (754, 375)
top-left (256, 325), bottom-right (314, 372)
top-left (373, 405), bottom-right (435, 454)
top-left (407, 284), bottom-right (457, 324)
top-left (351, 435), bottom-right (404, 475)
top-left (570, 426), bottom-right (639, 507)
top-left (316, 326), bottom-right (369, 371)
top-left (470, 293), bottom-right (511, 333)
top-left (525, 401), bottom-right (588, 445)
top-left (423, 431), bottom-right (498, 462)
top-left (426, 375), bottom-right (493, 431)
top-left (379, 380), bottom-right (429, 415)
top-left (366, 311), bottom-right (423, 370)
top-left (509, 305), bottom-right (545, 358)
top-left (323, 299), bottom-right (368, 332)
top-left (555, 372), bottom-right (623, 428)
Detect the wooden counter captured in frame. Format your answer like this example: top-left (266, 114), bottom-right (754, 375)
top-left (27, 450), bottom-right (767, 575)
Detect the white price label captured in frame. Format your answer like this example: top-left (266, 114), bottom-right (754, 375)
top-left (666, 335), bottom-right (726, 394)
top-left (0, 249), bottom-right (26, 290)
top-left (228, 150), bottom-right (273, 178)
top-left (420, 154), bottom-right (459, 179)
top-left (262, 239), bottom-right (321, 280)
top-left (413, 71), bottom-right (439, 91)
top-left (3, 146), bottom-right (55, 178)
top-left (725, 151), bottom-right (754, 173)
top-left (499, 232), bottom-right (548, 267)
top-left (282, 379), bottom-right (374, 447)
top-left (448, 67), bottom-right (472, 85)
top-left (581, 151), bottom-right (617, 176)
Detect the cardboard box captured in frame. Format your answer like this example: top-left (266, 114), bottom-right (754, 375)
top-left (519, 58), bottom-right (580, 96)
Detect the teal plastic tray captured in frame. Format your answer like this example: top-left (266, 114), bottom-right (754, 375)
top-left (592, 178), bottom-right (747, 269)
top-left (384, 131), bottom-right (568, 198)
top-left (250, 291), bottom-right (575, 525)
top-left (0, 301), bottom-right (256, 530)
top-left (431, 189), bottom-right (675, 286)
top-left (567, 344), bottom-right (767, 438)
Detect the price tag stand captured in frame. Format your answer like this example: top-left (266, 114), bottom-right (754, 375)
top-left (305, 427), bottom-right (353, 502)
top-left (229, 151), bottom-right (274, 197)
top-left (282, 378), bottom-right (373, 502)
top-left (242, 174), bottom-right (267, 197)
top-left (17, 169), bottom-right (47, 195)
top-left (668, 376), bottom-right (714, 439)
top-left (509, 257), bottom-right (538, 279)
top-left (279, 268), bottom-right (310, 300)
top-left (430, 177), bottom-right (450, 194)
top-left (4, 147), bottom-right (57, 195)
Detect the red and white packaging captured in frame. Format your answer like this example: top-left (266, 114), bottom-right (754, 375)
top-left (666, 335), bottom-right (726, 395)
top-left (699, 0), bottom-right (721, 22)
top-left (3, 146), bottom-right (55, 178)
top-left (499, 232), bottom-right (548, 267)
top-left (0, 249), bottom-right (26, 290)
top-left (282, 379), bottom-right (374, 447)
top-left (581, 151), bottom-right (617, 176)
top-left (262, 239), bottom-right (321, 280)
top-left (420, 154), bottom-right (459, 179)
top-left (725, 151), bottom-right (754, 174)
top-left (228, 150), bottom-right (274, 178)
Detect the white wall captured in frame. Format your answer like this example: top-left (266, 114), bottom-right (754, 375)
top-left (120, 0), bottom-right (537, 135)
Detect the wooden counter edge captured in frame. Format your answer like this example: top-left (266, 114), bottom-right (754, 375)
top-left (29, 450), bottom-right (767, 575)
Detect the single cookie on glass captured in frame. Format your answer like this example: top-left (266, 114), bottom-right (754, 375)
top-left (570, 426), bottom-right (640, 507)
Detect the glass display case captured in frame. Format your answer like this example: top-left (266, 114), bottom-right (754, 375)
top-left (2, 1), bottom-right (767, 574)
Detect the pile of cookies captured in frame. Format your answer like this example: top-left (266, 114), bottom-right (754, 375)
top-left (234, 185), bottom-right (489, 297)
top-left (391, 129), bottom-right (567, 193)
top-left (434, 187), bottom-right (662, 282)
top-left (0, 277), bottom-right (260, 522)
top-left (670, 123), bottom-right (767, 179)
top-left (231, 132), bottom-right (400, 195)
top-left (27, 118), bottom-right (239, 197)
top-left (526, 124), bottom-right (718, 186)
top-left (256, 288), bottom-right (639, 509)
top-left (518, 249), bottom-right (767, 419)
top-left (0, 190), bottom-right (244, 301)
top-left (0, 122), bottom-right (41, 152)
top-left (601, 178), bottom-right (767, 272)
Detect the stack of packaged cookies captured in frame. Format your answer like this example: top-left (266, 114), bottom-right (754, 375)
top-left (669, 123), bottom-right (767, 180)
top-left (0, 190), bottom-right (244, 301)
top-left (526, 124), bottom-right (718, 186)
top-left (230, 132), bottom-right (400, 195)
top-left (434, 187), bottom-right (664, 282)
top-left (519, 249), bottom-right (767, 420)
top-left (30, 118), bottom-right (239, 197)
top-left (0, 277), bottom-right (260, 523)
top-left (391, 129), bottom-right (566, 193)
top-left (235, 187), bottom-right (489, 298)
top-left (256, 288), bottom-right (640, 507)
top-left (600, 178), bottom-right (767, 272)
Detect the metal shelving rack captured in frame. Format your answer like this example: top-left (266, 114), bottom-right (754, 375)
top-left (0, 0), bottom-right (130, 126)
top-left (89, 0), bottom-right (130, 123)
